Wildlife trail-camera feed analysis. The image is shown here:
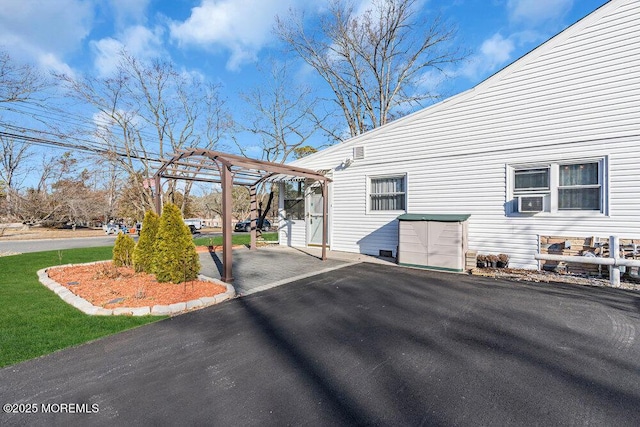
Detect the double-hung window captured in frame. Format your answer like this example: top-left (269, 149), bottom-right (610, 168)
top-left (369, 175), bottom-right (406, 212)
top-left (558, 162), bottom-right (601, 210)
top-left (510, 159), bottom-right (605, 214)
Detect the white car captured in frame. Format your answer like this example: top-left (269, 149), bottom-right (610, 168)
top-left (104, 224), bottom-right (126, 235)
top-left (184, 218), bottom-right (203, 234)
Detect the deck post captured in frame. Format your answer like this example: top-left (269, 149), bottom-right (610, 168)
top-left (610, 235), bottom-right (620, 288)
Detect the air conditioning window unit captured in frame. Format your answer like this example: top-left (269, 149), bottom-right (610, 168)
top-left (517, 195), bottom-right (545, 213)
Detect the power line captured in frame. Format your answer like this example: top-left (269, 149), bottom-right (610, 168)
top-left (0, 129), bottom-right (163, 165)
top-left (1, 102), bottom-right (163, 143)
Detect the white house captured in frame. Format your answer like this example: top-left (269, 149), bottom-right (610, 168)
top-left (278, 0), bottom-right (640, 270)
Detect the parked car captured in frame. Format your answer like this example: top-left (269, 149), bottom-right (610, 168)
top-left (184, 218), bottom-right (203, 234)
top-left (104, 223), bottom-right (128, 235)
top-left (234, 218), bottom-right (271, 232)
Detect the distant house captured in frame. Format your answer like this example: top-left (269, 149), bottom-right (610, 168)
top-left (277, 0), bottom-right (640, 270)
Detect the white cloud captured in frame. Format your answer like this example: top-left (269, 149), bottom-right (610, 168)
top-left (480, 33), bottom-right (515, 66)
top-left (38, 53), bottom-right (76, 77)
top-left (456, 33), bottom-right (515, 80)
top-left (108, 0), bottom-right (150, 28)
top-left (507, 0), bottom-right (574, 26)
top-left (450, 0), bottom-right (576, 86)
top-left (0, 0), bottom-right (93, 71)
top-left (91, 25), bottom-right (165, 77)
top-left (169, 0), bottom-right (302, 71)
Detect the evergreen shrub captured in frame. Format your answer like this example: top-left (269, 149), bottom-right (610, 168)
top-left (133, 210), bottom-right (160, 273)
top-left (153, 203), bottom-right (201, 283)
top-left (112, 233), bottom-right (135, 267)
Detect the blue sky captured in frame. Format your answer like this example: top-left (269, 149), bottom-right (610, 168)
top-left (0, 0), bottom-right (609, 158)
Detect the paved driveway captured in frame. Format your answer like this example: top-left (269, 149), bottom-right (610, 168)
top-left (1, 263), bottom-right (639, 426)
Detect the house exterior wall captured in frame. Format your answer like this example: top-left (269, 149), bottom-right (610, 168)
top-left (280, 0), bottom-right (640, 269)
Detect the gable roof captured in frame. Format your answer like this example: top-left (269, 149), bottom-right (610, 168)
top-left (290, 0), bottom-right (620, 167)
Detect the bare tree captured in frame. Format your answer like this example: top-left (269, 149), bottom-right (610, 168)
top-left (57, 50), bottom-right (232, 217)
top-left (14, 152), bottom-right (85, 223)
top-left (194, 187), bottom-right (252, 224)
top-left (238, 60), bottom-right (324, 164)
top-left (0, 50), bottom-right (50, 219)
top-left (0, 134), bottom-right (32, 218)
top-left (0, 49), bottom-right (48, 105)
top-left (276, 0), bottom-right (467, 138)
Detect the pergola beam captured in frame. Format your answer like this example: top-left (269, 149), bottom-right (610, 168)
top-left (153, 148), bottom-right (331, 283)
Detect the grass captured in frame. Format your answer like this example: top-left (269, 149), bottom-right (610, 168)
top-left (193, 231), bottom-right (278, 247)
top-left (0, 247), bottom-right (164, 368)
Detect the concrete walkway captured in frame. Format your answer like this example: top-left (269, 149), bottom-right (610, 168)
top-left (199, 245), bottom-right (396, 295)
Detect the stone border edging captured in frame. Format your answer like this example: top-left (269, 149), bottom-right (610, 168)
top-left (37, 261), bottom-right (236, 316)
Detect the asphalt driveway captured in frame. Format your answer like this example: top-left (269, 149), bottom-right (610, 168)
top-left (1, 263), bottom-right (639, 426)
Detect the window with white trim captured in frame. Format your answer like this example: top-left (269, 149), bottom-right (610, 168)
top-left (369, 175), bottom-right (406, 211)
top-left (510, 159), bottom-right (605, 214)
top-left (558, 162), bottom-right (600, 210)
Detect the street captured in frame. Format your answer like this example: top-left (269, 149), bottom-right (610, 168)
top-left (0, 231), bottom-right (223, 254)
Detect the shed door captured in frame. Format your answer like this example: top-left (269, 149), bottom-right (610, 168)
top-left (398, 220), bottom-right (464, 271)
top-left (427, 221), bottom-right (464, 271)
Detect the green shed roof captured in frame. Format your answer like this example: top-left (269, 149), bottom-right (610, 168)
top-left (397, 213), bottom-right (470, 222)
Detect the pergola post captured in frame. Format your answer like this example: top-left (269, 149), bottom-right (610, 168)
top-left (221, 164), bottom-right (233, 282)
top-left (153, 148), bottom-right (333, 283)
top-left (154, 174), bottom-right (162, 214)
top-left (322, 180), bottom-right (328, 261)
top-left (249, 185), bottom-right (257, 250)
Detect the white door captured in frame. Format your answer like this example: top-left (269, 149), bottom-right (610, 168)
top-left (307, 185), bottom-right (324, 246)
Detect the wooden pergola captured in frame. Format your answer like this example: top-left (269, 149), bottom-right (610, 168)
top-left (152, 148), bottom-right (331, 283)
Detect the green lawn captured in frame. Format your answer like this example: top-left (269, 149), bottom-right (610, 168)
top-left (0, 247), bottom-right (164, 368)
top-left (193, 231), bottom-right (278, 247)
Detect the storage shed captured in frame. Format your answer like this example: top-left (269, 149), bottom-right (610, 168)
top-left (397, 214), bottom-right (470, 272)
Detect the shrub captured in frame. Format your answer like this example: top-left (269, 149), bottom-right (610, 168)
top-left (133, 210), bottom-right (160, 273)
top-left (153, 203), bottom-right (201, 283)
top-left (112, 233), bottom-right (136, 267)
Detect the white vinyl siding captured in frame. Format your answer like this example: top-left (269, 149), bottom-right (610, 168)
top-left (282, 0), bottom-right (640, 267)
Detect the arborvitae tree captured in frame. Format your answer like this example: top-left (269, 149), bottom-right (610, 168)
top-left (133, 210), bottom-right (160, 273)
top-left (153, 203), bottom-right (201, 283)
top-left (112, 233), bottom-right (135, 267)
